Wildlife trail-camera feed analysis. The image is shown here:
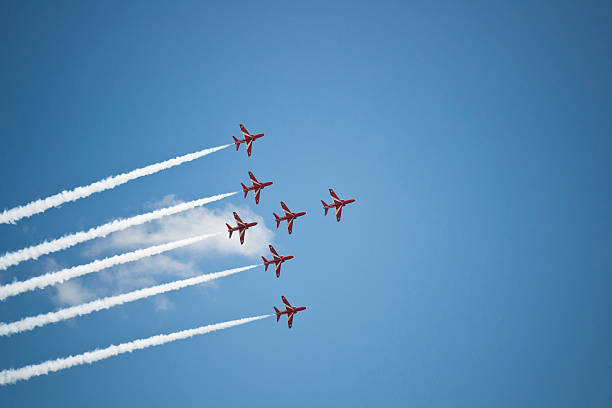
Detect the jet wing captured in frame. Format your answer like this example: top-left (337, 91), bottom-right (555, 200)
top-left (287, 218), bottom-right (294, 234)
top-left (254, 188), bottom-right (261, 204)
top-left (240, 124), bottom-right (249, 136)
top-left (329, 188), bottom-right (341, 204)
top-left (275, 262), bottom-right (281, 278)
top-left (269, 245), bottom-right (279, 257)
top-left (281, 296), bottom-right (292, 308)
top-left (239, 228), bottom-right (246, 245)
top-left (287, 312), bottom-right (294, 328)
top-left (280, 201), bottom-right (292, 216)
top-left (246, 140), bottom-right (253, 156)
top-left (248, 171), bottom-right (259, 184)
top-left (233, 212), bottom-right (244, 224)
top-left (335, 206), bottom-right (343, 222)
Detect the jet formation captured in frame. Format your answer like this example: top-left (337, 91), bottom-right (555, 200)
top-left (229, 124), bottom-right (356, 327)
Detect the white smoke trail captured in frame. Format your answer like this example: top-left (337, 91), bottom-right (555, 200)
top-left (0, 144), bottom-right (231, 224)
top-left (0, 264), bottom-right (260, 336)
top-left (0, 314), bottom-right (270, 385)
top-left (0, 233), bottom-right (221, 301)
top-left (0, 192), bottom-right (236, 270)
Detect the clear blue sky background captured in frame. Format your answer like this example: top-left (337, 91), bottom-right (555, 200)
top-left (1, 1), bottom-right (611, 406)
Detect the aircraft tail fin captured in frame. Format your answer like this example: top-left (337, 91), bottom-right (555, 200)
top-left (226, 223), bottom-right (233, 238)
top-left (274, 307), bottom-right (281, 321)
top-left (262, 256), bottom-right (269, 271)
top-left (273, 213), bottom-right (281, 228)
top-left (241, 183), bottom-right (249, 198)
top-left (321, 200), bottom-right (329, 215)
top-left (232, 136), bottom-right (240, 150)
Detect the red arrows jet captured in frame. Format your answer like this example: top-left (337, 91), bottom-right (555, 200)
top-left (232, 124), bottom-right (264, 156)
top-left (273, 201), bottom-right (306, 234)
top-left (274, 296), bottom-right (307, 328)
top-left (241, 171), bottom-right (273, 205)
top-left (226, 212), bottom-right (257, 245)
top-left (262, 245), bottom-right (294, 278)
top-left (322, 189), bottom-right (356, 222)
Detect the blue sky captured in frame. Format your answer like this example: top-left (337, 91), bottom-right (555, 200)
top-left (1, 1), bottom-right (611, 406)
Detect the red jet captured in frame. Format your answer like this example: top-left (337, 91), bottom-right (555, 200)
top-left (273, 201), bottom-right (307, 234)
top-left (262, 245), bottom-right (294, 278)
top-left (226, 212), bottom-right (257, 245)
top-left (274, 296), bottom-right (307, 328)
top-left (322, 189), bottom-right (356, 222)
top-left (232, 124), bottom-right (264, 157)
top-left (241, 171), bottom-right (273, 205)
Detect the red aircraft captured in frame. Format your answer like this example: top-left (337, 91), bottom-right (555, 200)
top-left (273, 201), bottom-right (307, 234)
top-left (262, 245), bottom-right (294, 278)
top-left (274, 296), bottom-right (307, 328)
top-left (226, 212), bottom-right (257, 245)
top-left (241, 171), bottom-right (273, 205)
top-left (232, 124), bottom-right (264, 156)
top-left (322, 189), bottom-right (356, 222)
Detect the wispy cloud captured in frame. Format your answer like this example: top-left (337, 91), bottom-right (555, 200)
top-left (52, 280), bottom-right (97, 306)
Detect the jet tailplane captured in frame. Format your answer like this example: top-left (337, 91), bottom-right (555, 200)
top-left (274, 307), bottom-right (281, 321)
top-left (321, 200), bottom-right (329, 215)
